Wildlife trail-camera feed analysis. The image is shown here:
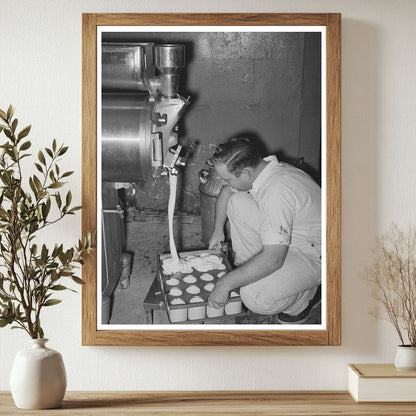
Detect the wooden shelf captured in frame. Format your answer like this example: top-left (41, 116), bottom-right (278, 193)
top-left (2, 391), bottom-right (416, 415)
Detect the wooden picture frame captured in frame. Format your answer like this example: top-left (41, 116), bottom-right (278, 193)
top-left (82, 13), bottom-right (341, 346)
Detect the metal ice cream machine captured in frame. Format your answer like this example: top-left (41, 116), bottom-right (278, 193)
top-left (101, 43), bottom-right (190, 323)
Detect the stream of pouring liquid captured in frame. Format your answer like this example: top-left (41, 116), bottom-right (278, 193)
top-left (165, 173), bottom-right (223, 275)
top-left (168, 173), bottom-right (180, 264)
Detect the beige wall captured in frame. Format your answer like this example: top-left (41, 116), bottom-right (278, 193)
top-left (1, 0), bottom-right (416, 390)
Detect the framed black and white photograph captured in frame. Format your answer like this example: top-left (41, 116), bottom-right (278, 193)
top-left (82, 13), bottom-right (341, 346)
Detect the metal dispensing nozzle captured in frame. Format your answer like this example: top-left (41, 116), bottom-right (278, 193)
top-left (150, 44), bottom-right (189, 176)
top-left (153, 45), bottom-right (185, 98)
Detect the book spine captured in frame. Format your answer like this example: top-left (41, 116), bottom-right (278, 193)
top-left (347, 366), bottom-right (359, 402)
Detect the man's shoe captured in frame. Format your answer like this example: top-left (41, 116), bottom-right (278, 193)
top-left (277, 285), bottom-right (321, 324)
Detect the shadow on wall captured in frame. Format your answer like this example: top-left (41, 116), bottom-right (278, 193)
top-left (228, 130), bottom-right (321, 185)
top-left (341, 19), bottom-right (381, 356)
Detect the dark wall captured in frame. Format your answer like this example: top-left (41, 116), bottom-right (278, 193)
top-left (103, 31), bottom-right (321, 214)
top-left (300, 32), bottom-right (322, 182)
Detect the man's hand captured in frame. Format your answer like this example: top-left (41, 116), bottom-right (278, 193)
top-left (208, 229), bottom-right (225, 250)
top-left (208, 277), bottom-right (231, 309)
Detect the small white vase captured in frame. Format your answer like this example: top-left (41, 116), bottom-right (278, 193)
top-left (394, 345), bottom-right (416, 371)
top-left (10, 338), bottom-right (67, 409)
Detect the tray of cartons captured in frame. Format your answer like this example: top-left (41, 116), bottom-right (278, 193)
top-left (157, 248), bottom-right (243, 323)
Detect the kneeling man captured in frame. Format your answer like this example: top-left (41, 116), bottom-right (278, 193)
top-left (207, 137), bottom-right (321, 324)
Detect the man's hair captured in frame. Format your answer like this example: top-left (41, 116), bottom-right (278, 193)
top-left (209, 137), bottom-right (262, 176)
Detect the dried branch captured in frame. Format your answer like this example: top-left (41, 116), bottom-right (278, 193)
top-left (363, 223), bottom-right (416, 346)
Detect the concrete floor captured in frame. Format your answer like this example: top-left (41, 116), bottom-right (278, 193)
top-left (109, 218), bottom-right (321, 325)
top-left (109, 216), bottom-right (204, 324)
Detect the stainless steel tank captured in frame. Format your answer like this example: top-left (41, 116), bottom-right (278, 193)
top-left (102, 43), bottom-right (154, 92)
top-left (101, 93), bottom-right (153, 182)
top-left (101, 42), bottom-right (188, 182)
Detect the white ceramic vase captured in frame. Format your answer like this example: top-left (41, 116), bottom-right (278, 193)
top-left (394, 345), bottom-right (416, 371)
top-left (10, 338), bottom-right (67, 409)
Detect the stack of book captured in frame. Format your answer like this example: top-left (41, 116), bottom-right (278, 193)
top-left (348, 364), bottom-right (416, 402)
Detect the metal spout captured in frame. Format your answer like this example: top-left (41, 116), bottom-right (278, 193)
top-left (154, 45), bottom-right (185, 98)
top-left (155, 45), bottom-right (185, 74)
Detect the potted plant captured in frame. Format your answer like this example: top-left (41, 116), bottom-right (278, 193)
top-left (363, 223), bottom-right (416, 370)
top-left (0, 105), bottom-right (94, 408)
